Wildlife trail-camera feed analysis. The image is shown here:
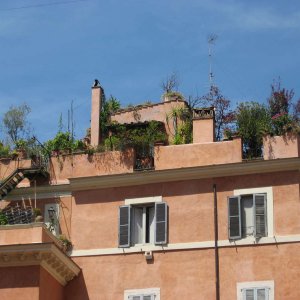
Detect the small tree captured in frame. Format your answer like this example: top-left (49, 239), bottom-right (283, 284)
top-left (236, 102), bottom-right (271, 158)
top-left (267, 79), bottom-right (300, 135)
top-left (192, 86), bottom-right (234, 141)
top-left (100, 95), bottom-right (121, 138)
top-left (2, 103), bottom-right (31, 146)
top-left (268, 79), bottom-right (294, 117)
top-left (161, 72), bottom-right (179, 94)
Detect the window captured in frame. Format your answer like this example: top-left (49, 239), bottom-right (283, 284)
top-left (228, 194), bottom-right (267, 239)
top-left (124, 288), bottom-right (160, 300)
top-left (242, 287), bottom-right (269, 300)
top-left (237, 281), bottom-right (274, 300)
top-left (128, 295), bottom-right (155, 300)
top-left (119, 202), bottom-right (167, 247)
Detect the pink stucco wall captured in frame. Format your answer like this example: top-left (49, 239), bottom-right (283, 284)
top-left (0, 224), bottom-right (60, 247)
top-left (111, 100), bottom-right (188, 141)
top-left (66, 249), bottom-right (216, 300)
top-left (154, 137), bottom-right (242, 170)
top-left (193, 118), bottom-right (215, 143)
top-left (263, 134), bottom-right (300, 159)
top-left (49, 149), bottom-right (134, 183)
top-left (0, 266), bottom-right (39, 300)
top-left (39, 267), bottom-right (64, 300)
top-left (219, 243), bottom-right (300, 300)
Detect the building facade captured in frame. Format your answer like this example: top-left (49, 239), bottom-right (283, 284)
top-left (0, 85), bottom-right (300, 299)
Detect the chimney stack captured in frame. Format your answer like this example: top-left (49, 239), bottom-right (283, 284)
top-left (192, 107), bottom-right (215, 143)
top-left (90, 79), bottom-right (103, 146)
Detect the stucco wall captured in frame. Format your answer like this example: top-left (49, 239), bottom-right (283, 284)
top-left (219, 243), bottom-right (300, 300)
top-left (154, 138), bottom-right (242, 170)
top-left (263, 134), bottom-right (300, 160)
top-left (111, 100), bottom-right (187, 141)
top-left (69, 170), bottom-right (299, 251)
top-left (66, 243), bottom-right (300, 299)
top-left (39, 266), bottom-right (64, 300)
top-left (49, 150), bottom-right (134, 183)
top-left (71, 179), bottom-right (215, 250)
top-left (215, 170), bottom-right (300, 240)
top-left (0, 225), bottom-right (53, 246)
top-left (66, 249), bottom-right (216, 300)
top-left (0, 266), bottom-right (39, 300)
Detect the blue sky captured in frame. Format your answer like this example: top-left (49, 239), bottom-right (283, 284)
top-left (0, 0), bottom-right (299, 142)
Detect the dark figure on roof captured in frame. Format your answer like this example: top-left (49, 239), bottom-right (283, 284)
top-left (93, 79), bottom-right (100, 87)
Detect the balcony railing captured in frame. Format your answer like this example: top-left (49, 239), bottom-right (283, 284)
top-left (0, 206), bottom-right (34, 225)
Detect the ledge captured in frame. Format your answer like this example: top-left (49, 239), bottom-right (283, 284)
top-left (0, 243), bottom-right (80, 286)
top-left (5, 157), bottom-right (300, 196)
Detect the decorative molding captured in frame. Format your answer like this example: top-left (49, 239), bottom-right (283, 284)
top-left (69, 157), bottom-right (300, 191)
top-left (5, 184), bottom-right (71, 201)
top-left (0, 243), bottom-right (80, 286)
top-left (125, 196), bottom-right (162, 205)
top-left (4, 157), bottom-right (300, 196)
top-left (71, 234), bottom-right (300, 257)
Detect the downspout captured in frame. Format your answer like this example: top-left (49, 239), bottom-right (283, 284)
top-left (213, 184), bottom-right (220, 300)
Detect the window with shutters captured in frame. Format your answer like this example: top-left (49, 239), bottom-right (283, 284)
top-left (242, 287), bottom-right (269, 300)
top-left (119, 202), bottom-right (167, 247)
top-left (228, 194), bottom-right (267, 240)
top-left (124, 288), bottom-right (160, 300)
top-left (237, 281), bottom-right (274, 300)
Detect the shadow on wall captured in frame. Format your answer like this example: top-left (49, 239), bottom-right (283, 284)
top-left (64, 272), bottom-right (89, 300)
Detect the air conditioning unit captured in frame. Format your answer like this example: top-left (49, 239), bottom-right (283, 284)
top-left (144, 251), bottom-right (153, 260)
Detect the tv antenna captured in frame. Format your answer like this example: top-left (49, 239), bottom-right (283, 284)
top-left (207, 34), bottom-right (218, 92)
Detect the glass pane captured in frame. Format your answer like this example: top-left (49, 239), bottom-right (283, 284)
top-left (132, 296), bottom-right (140, 300)
top-left (257, 288), bottom-right (266, 300)
top-left (147, 206), bottom-right (155, 243)
top-left (143, 296), bottom-right (152, 300)
top-left (245, 289), bottom-right (254, 300)
top-left (132, 207), bottom-right (143, 244)
top-left (229, 216), bottom-right (240, 237)
top-left (229, 197), bottom-right (239, 215)
top-left (241, 196), bottom-right (254, 237)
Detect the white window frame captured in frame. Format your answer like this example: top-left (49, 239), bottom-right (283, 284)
top-left (124, 288), bottom-right (160, 300)
top-left (125, 196), bottom-right (162, 205)
top-left (125, 196), bottom-right (162, 247)
top-left (233, 187), bottom-right (273, 237)
top-left (131, 205), bottom-right (155, 245)
top-left (237, 280), bottom-right (274, 300)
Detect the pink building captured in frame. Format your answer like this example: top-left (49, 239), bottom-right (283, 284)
top-left (0, 84), bottom-right (300, 299)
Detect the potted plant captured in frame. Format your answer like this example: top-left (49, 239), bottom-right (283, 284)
top-left (15, 139), bottom-right (28, 159)
top-left (33, 208), bottom-right (43, 222)
top-left (58, 234), bottom-right (73, 252)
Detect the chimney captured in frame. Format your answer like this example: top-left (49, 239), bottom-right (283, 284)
top-left (192, 107), bottom-right (215, 143)
top-left (90, 80), bottom-right (103, 146)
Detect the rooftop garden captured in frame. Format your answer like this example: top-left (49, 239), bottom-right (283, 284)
top-left (0, 77), bottom-right (299, 162)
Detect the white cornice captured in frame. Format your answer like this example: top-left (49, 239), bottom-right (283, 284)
top-left (6, 183), bottom-right (71, 200)
top-left (5, 157), bottom-right (300, 196)
top-left (0, 243), bottom-right (80, 286)
top-left (71, 234), bottom-right (300, 257)
top-left (69, 157), bottom-right (300, 191)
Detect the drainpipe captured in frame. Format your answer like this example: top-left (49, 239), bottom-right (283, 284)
top-left (213, 183), bottom-right (220, 300)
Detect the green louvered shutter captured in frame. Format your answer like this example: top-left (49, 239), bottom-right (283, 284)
top-left (254, 194), bottom-right (267, 238)
top-left (118, 205), bottom-right (131, 247)
top-left (155, 202), bottom-right (168, 245)
top-left (228, 196), bottom-right (241, 239)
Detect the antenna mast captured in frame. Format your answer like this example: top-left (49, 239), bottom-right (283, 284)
top-left (207, 34), bottom-right (218, 92)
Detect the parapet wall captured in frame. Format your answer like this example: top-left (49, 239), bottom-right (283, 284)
top-left (49, 149), bottom-right (135, 183)
top-left (111, 100), bottom-right (188, 141)
top-left (154, 138), bottom-right (243, 170)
